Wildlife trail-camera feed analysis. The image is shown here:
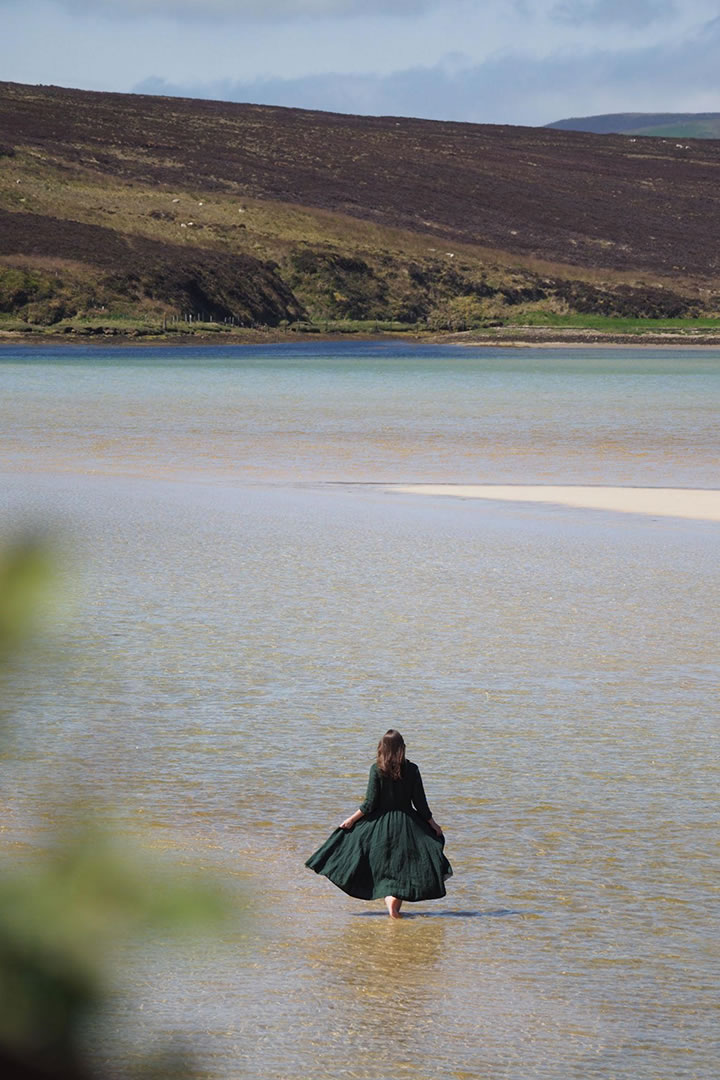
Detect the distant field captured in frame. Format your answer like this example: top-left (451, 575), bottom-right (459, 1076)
top-left (547, 112), bottom-right (720, 139)
top-left (507, 313), bottom-right (720, 332)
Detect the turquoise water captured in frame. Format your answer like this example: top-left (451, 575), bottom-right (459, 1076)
top-left (2, 341), bottom-right (720, 484)
top-left (1, 343), bottom-right (719, 1079)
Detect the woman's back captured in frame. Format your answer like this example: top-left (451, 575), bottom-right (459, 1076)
top-left (360, 760), bottom-right (432, 818)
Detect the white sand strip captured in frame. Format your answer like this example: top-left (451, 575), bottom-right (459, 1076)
top-left (386, 485), bottom-right (720, 522)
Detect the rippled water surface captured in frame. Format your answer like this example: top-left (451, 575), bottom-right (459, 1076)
top-left (2, 340), bottom-right (720, 484)
top-left (1, 343), bottom-right (719, 1079)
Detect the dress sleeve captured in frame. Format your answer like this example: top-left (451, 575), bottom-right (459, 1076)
top-left (411, 765), bottom-right (432, 820)
top-left (359, 764), bottom-right (380, 814)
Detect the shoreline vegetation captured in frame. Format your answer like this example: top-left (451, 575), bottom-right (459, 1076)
top-left (4, 316), bottom-right (720, 347)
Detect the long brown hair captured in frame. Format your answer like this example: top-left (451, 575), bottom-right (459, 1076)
top-left (377, 729), bottom-right (406, 781)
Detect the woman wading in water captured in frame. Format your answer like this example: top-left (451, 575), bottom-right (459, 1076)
top-left (305, 730), bottom-right (452, 918)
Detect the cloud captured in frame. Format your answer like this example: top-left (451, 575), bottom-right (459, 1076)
top-left (7, 0), bottom-right (436, 17)
top-left (552, 0), bottom-right (676, 27)
top-left (134, 15), bottom-right (720, 126)
top-left (4, 0), bottom-right (719, 123)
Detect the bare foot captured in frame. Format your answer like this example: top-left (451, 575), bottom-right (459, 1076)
top-left (385, 895), bottom-right (402, 919)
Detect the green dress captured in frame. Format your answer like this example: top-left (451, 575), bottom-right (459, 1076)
top-left (305, 761), bottom-right (453, 902)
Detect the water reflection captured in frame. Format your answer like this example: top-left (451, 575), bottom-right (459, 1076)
top-left (301, 916), bottom-right (447, 1071)
top-left (314, 912), bottom-right (445, 973)
top-left (353, 907), bottom-right (530, 918)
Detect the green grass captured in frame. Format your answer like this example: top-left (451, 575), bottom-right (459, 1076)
top-left (506, 312), bottom-right (720, 333)
top-left (6, 311), bottom-right (720, 341)
top-left (0, 315), bottom-right (30, 331)
top-left (628, 121), bottom-right (720, 139)
top-left (294, 319), bottom-right (417, 334)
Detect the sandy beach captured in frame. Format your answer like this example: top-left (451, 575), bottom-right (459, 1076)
top-left (386, 485), bottom-right (720, 522)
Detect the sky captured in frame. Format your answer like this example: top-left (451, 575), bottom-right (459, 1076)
top-left (3, 0), bottom-right (720, 126)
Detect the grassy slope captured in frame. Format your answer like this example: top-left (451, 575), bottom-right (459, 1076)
top-left (547, 113), bottom-right (720, 139)
top-left (3, 82), bottom-right (720, 336)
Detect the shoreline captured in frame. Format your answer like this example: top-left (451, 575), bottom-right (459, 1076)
top-left (4, 327), bottom-right (720, 350)
top-left (9, 471), bottom-right (720, 524)
top-left (386, 484), bottom-right (720, 522)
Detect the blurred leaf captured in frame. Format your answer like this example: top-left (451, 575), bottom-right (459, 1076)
top-left (0, 535), bottom-right (56, 663)
top-left (0, 536), bottom-right (246, 1078)
top-left (0, 829), bottom-right (234, 1067)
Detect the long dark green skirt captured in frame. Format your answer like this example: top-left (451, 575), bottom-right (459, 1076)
top-left (305, 809), bottom-right (452, 902)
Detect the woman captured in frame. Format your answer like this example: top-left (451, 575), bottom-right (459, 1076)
top-left (305, 729), bottom-right (452, 918)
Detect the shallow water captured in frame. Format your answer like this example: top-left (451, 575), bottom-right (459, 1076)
top-left (1, 343), bottom-right (719, 1079)
top-left (2, 341), bottom-right (720, 485)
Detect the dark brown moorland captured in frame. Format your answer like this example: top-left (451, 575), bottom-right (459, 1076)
top-left (3, 79), bottom-right (720, 337)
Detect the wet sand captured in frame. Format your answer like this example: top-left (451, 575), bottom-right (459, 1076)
top-left (386, 485), bottom-right (720, 522)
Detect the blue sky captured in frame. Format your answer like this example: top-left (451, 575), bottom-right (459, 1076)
top-left (3, 0), bottom-right (720, 125)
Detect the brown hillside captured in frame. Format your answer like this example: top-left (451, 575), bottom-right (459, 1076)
top-left (3, 80), bottom-right (720, 279)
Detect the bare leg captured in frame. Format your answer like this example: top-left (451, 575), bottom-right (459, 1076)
top-left (385, 895), bottom-right (402, 919)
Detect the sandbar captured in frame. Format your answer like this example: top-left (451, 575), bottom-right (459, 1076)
top-left (386, 485), bottom-right (720, 522)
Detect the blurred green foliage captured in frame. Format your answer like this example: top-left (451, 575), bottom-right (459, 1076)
top-left (0, 535), bottom-right (55, 665)
top-left (0, 537), bottom-right (237, 1080)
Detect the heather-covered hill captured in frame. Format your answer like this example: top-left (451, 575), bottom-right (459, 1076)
top-left (0, 207), bottom-right (304, 326)
top-left (2, 80), bottom-right (720, 332)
